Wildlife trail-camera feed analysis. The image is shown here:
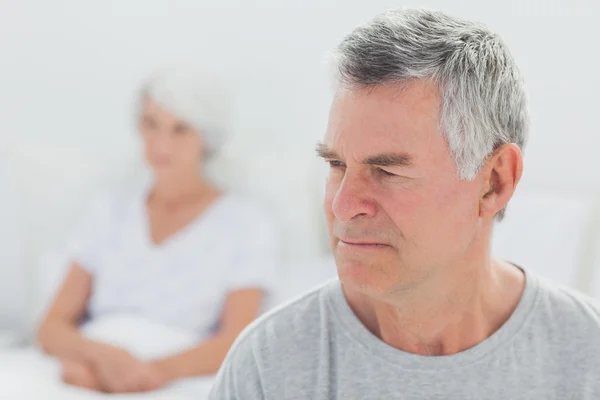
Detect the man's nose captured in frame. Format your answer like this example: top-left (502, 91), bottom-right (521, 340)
top-left (331, 171), bottom-right (377, 222)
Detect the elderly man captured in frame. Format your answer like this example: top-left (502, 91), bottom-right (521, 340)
top-left (210, 8), bottom-right (600, 399)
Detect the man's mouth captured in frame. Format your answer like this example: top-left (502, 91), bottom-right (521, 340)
top-left (338, 239), bottom-right (390, 249)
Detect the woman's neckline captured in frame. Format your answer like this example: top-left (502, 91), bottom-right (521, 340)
top-left (141, 182), bottom-right (229, 249)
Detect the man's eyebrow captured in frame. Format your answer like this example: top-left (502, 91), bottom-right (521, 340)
top-left (315, 143), bottom-right (413, 167)
top-left (364, 153), bottom-right (413, 167)
top-left (315, 142), bottom-right (339, 159)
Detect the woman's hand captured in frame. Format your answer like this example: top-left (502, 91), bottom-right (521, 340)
top-left (60, 358), bottom-right (102, 391)
top-left (89, 343), bottom-right (169, 393)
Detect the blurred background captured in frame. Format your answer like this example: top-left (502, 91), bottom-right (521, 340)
top-left (1, 0), bottom-right (599, 349)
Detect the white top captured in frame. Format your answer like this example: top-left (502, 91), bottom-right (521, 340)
top-left (67, 183), bottom-right (279, 338)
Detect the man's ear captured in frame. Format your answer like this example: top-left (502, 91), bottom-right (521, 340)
top-left (479, 144), bottom-right (523, 219)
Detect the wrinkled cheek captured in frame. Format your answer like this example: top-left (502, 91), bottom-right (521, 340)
top-left (383, 189), bottom-right (422, 228)
top-left (429, 188), bottom-right (479, 252)
top-left (440, 187), bottom-right (478, 225)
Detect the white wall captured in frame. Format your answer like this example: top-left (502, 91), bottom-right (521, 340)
top-left (0, 162), bottom-right (26, 337)
top-left (2, 0), bottom-right (599, 193)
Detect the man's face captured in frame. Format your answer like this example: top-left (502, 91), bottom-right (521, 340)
top-left (321, 81), bottom-right (484, 298)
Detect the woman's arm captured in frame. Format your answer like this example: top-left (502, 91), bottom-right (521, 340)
top-left (153, 288), bottom-right (265, 380)
top-left (38, 263), bottom-right (167, 393)
top-left (37, 263), bottom-right (104, 363)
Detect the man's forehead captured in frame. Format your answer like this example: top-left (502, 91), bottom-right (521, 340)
top-left (331, 80), bottom-right (441, 114)
top-left (324, 81), bottom-right (443, 160)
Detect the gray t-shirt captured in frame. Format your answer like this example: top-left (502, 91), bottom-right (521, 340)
top-left (210, 269), bottom-right (600, 399)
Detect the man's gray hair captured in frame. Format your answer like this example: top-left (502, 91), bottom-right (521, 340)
top-left (332, 8), bottom-right (529, 182)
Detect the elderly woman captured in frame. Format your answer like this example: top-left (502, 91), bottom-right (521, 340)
top-left (36, 67), bottom-right (278, 394)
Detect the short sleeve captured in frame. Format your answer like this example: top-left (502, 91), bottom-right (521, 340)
top-left (225, 201), bottom-right (280, 294)
top-left (209, 332), bottom-right (265, 400)
top-left (65, 193), bottom-right (114, 275)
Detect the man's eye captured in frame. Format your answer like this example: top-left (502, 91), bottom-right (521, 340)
top-left (378, 168), bottom-right (397, 177)
top-left (328, 160), bottom-right (345, 168)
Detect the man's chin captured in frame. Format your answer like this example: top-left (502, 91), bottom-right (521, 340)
top-left (335, 259), bottom-right (395, 296)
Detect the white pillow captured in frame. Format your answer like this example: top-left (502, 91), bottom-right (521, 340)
top-left (206, 146), bottom-right (329, 262)
top-left (492, 187), bottom-right (600, 291)
top-left (3, 141), bottom-right (134, 333)
top-left (585, 207), bottom-right (600, 298)
top-left (3, 141), bottom-right (133, 263)
top-left (267, 255), bottom-right (337, 309)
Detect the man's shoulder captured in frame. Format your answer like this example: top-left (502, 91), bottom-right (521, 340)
top-left (225, 279), bottom-right (338, 362)
top-left (209, 280), bottom-right (339, 399)
top-left (532, 273), bottom-right (600, 334)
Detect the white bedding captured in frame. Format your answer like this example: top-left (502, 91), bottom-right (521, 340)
top-left (0, 348), bottom-right (215, 399)
top-left (0, 314), bottom-right (216, 399)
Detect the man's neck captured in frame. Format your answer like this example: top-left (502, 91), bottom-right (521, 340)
top-left (343, 259), bottom-right (525, 356)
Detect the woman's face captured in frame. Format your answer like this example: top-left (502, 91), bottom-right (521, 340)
top-left (139, 98), bottom-right (205, 180)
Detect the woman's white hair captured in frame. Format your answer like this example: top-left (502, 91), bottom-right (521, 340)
top-left (332, 8), bottom-right (529, 181)
top-left (138, 64), bottom-right (232, 159)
